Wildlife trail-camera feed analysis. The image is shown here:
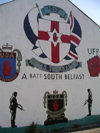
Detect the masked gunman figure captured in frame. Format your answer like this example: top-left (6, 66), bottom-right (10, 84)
top-left (83, 89), bottom-right (93, 116)
top-left (9, 92), bottom-right (24, 127)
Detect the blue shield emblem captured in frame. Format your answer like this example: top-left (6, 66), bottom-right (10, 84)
top-left (0, 44), bottom-right (22, 82)
top-left (0, 52), bottom-right (16, 81)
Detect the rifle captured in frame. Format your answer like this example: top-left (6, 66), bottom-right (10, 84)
top-left (83, 100), bottom-right (88, 106)
top-left (17, 104), bottom-right (25, 111)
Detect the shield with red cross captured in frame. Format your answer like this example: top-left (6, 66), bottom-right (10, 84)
top-left (38, 19), bottom-right (71, 64)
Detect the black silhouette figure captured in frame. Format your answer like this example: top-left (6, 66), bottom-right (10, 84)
top-left (9, 92), bottom-right (24, 127)
top-left (83, 89), bottom-right (93, 116)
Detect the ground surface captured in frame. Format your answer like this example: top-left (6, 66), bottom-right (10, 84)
top-left (71, 128), bottom-right (100, 133)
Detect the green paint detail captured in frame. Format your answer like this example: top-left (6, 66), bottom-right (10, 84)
top-left (0, 115), bottom-right (100, 133)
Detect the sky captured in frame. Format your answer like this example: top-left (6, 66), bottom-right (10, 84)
top-left (0, 0), bottom-right (100, 26)
top-left (70, 0), bottom-right (100, 26)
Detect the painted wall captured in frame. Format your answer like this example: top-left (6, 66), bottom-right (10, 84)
top-left (0, 0), bottom-right (100, 127)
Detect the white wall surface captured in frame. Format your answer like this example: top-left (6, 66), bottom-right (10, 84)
top-left (0, 0), bottom-right (100, 127)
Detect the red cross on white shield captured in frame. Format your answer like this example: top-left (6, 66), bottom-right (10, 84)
top-left (38, 19), bottom-right (71, 64)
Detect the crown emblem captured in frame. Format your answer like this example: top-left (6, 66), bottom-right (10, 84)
top-left (2, 43), bottom-right (13, 50)
top-left (53, 90), bottom-right (58, 95)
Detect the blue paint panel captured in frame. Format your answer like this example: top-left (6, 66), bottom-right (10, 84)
top-left (0, 58), bottom-right (16, 79)
top-left (72, 17), bottom-right (82, 38)
top-left (24, 14), bottom-right (38, 48)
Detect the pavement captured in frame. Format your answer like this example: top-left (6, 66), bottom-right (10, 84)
top-left (70, 128), bottom-right (100, 133)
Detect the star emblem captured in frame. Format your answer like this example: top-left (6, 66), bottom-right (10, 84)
top-left (48, 29), bottom-right (62, 47)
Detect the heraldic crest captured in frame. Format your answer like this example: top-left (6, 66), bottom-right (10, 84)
top-left (0, 43), bottom-right (22, 82)
top-left (43, 90), bottom-right (68, 125)
top-left (24, 4), bottom-right (82, 73)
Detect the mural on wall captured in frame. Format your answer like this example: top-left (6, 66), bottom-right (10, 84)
top-left (0, 0), bottom-right (100, 128)
top-left (43, 90), bottom-right (68, 125)
top-left (24, 4), bottom-right (82, 73)
top-left (9, 92), bottom-right (24, 127)
top-left (0, 43), bottom-right (22, 82)
top-left (87, 55), bottom-right (100, 77)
